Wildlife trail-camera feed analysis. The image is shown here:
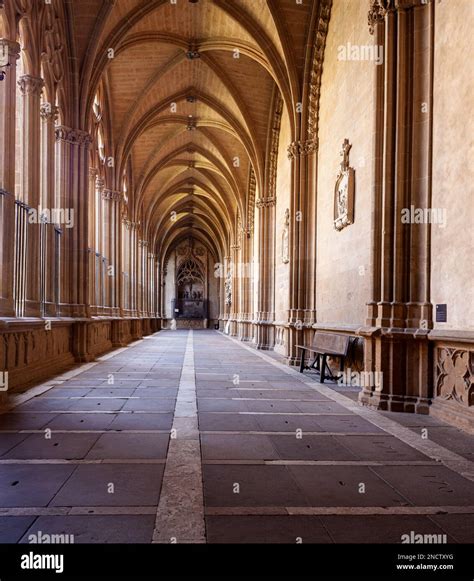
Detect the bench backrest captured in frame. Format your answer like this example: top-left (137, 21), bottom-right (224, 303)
top-left (312, 332), bottom-right (350, 356)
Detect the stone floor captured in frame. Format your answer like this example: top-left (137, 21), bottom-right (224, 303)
top-left (0, 329), bottom-right (473, 544)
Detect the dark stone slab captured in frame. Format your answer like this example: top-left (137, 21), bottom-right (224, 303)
top-left (19, 515), bottom-right (156, 544)
top-left (371, 466), bottom-right (474, 506)
top-left (320, 515), bottom-right (454, 543)
top-left (198, 412), bottom-right (261, 432)
top-left (198, 399), bottom-right (249, 412)
top-left (206, 515), bottom-right (332, 544)
top-left (270, 435), bottom-right (359, 461)
top-left (50, 464), bottom-right (164, 507)
top-left (333, 435), bottom-right (431, 461)
top-left (16, 398), bottom-right (75, 412)
top-left (0, 413), bottom-right (58, 430)
top-left (42, 388), bottom-right (91, 397)
top-left (4, 433), bottom-right (100, 460)
top-left (203, 465), bottom-right (308, 507)
top-left (407, 426), bottom-right (474, 462)
top-left (313, 415), bottom-right (385, 434)
top-left (0, 433), bottom-right (29, 455)
top-left (81, 387), bottom-right (135, 397)
top-left (288, 465), bottom-right (410, 507)
top-left (86, 433), bottom-right (169, 459)
top-left (67, 398), bottom-right (127, 412)
top-left (0, 517), bottom-right (36, 543)
top-left (132, 388), bottom-right (179, 398)
top-left (44, 413), bottom-right (116, 431)
top-left (0, 465), bottom-right (76, 506)
top-left (201, 434), bottom-right (279, 460)
top-left (430, 514), bottom-right (474, 543)
top-left (255, 414), bottom-right (324, 432)
top-left (235, 389), bottom-right (328, 401)
top-left (108, 413), bottom-right (173, 431)
top-left (122, 399), bottom-right (176, 412)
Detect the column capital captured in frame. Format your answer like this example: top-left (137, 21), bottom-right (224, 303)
top-left (368, 0), bottom-right (424, 34)
top-left (55, 125), bottom-right (92, 146)
top-left (287, 139), bottom-right (318, 160)
top-left (40, 103), bottom-right (59, 122)
top-left (18, 74), bottom-right (44, 96)
top-left (96, 176), bottom-right (105, 193)
top-left (102, 188), bottom-right (122, 202)
top-left (138, 239), bottom-right (149, 248)
top-left (0, 38), bottom-right (21, 61)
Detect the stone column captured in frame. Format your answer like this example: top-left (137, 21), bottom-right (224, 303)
top-left (0, 39), bottom-right (20, 317)
top-left (19, 75), bottom-right (44, 317)
top-left (228, 241), bottom-right (239, 336)
top-left (40, 103), bottom-right (59, 317)
top-left (102, 189), bottom-right (121, 315)
top-left (285, 140), bottom-right (319, 363)
top-left (360, 0), bottom-right (434, 414)
top-left (238, 227), bottom-right (252, 341)
top-left (255, 196), bottom-right (276, 349)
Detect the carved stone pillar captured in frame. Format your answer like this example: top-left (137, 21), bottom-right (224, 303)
top-left (40, 104), bottom-right (59, 317)
top-left (286, 139), bottom-right (318, 362)
top-left (223, 254), bottom-right (231, 322)
top-left (55, 126), bottom-right (92, 318)
top-left (19, 75), bottom-right (44, 317)
top-left (360, 0), bottom-right (435, 414)
top-left (238, 226), bottom-right (252, 341)
top-left (102, 189), bottom-right (122, 315)
top-left (255, 196), bottom-right (276, 349)
top-left (230, 240), bottom-right (240, 336)
top-left (0, 39), bottom-right (20, 317)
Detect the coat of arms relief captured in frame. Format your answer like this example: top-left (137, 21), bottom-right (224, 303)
top-left (334, 139), bottom-right (355, 231)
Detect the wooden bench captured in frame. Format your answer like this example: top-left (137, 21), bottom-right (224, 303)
top-left (296, 332), bottom-right (350, 383)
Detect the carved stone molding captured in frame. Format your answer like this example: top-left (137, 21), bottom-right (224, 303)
top-left (287, 139), bottom-right (318, 160)
top-left (307, 0), bottom-right (332, 143)
top-left (436, 347), bottom-right (473, 407)
top-left (256, 197), bottom-right (276, 209)
top-left (267, 93), bottom-right (283, 201)
top-left (138, 240), bottom-right (149, 248)
top-left (18, 74), bottom-right (44, 96)
top-left (247, 167), bottom-right (256, 234)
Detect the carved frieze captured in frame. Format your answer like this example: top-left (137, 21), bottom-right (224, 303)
top-left (436, 347), bottom-right (473, 407)
top-left (334, 139), bottom-right (355, 231)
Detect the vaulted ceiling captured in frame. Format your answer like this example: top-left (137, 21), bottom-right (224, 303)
top-left (71, 0), bottom-right (319, 261)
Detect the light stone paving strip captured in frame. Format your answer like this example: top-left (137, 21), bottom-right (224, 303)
top-left (2, 505), bottom-right (473, 517)
top-left (223, 333), bottom-right (474, 482)
top-left (152, 330), bottom-right (206, 544)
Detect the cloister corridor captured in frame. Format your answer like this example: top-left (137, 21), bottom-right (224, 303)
top-left (0, 330), bottom-right (472, 545)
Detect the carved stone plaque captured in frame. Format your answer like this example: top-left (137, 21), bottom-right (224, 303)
top-left (334, 139), bottom-right (355, 231)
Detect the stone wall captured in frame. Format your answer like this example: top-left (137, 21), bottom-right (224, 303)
top-left (315, 0), bottom-right (375, 325)
top-left (431, 0), bottom-right (474, 331)
top-left (0, 318), bottom-right (159, 398)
